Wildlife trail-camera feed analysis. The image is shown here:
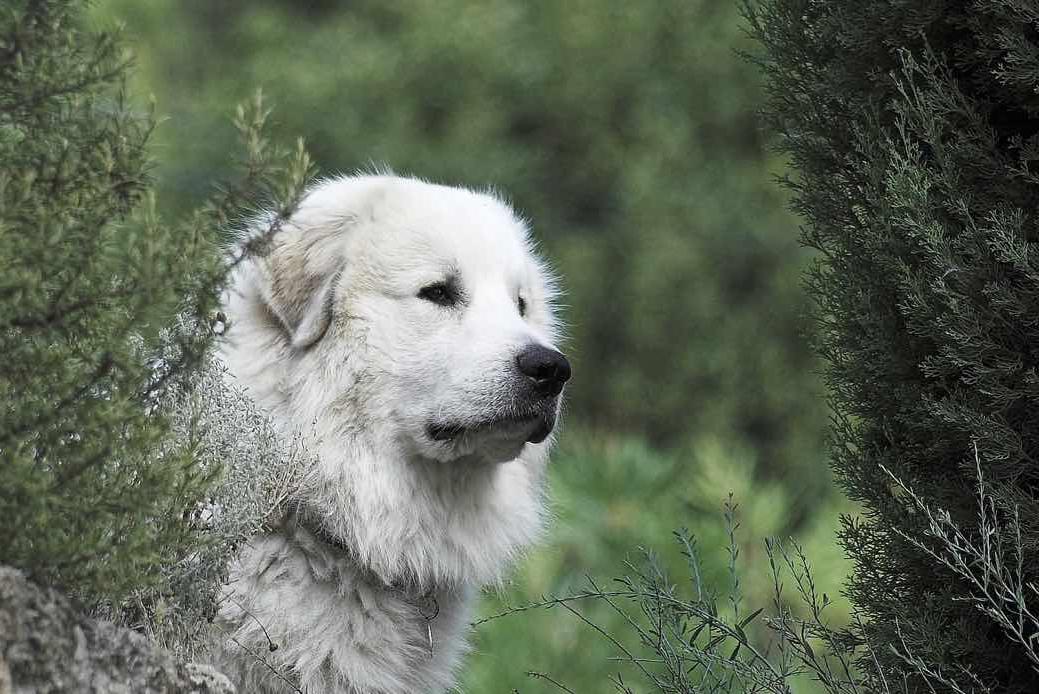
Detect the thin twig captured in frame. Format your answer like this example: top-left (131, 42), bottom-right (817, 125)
top-left (527, 671), bottom-right (578, 694)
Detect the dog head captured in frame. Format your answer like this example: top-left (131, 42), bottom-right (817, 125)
top-left (225, 174), bottom-right (568, 466)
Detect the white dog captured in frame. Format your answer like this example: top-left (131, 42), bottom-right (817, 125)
top-left (213, 174), bottom-right (570, 693)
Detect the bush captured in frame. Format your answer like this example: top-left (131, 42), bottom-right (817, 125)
top-left (463, 433), bottom-right (854, 692)
top-left (508, 455), bottom-right (1035, 693)
top-left (136, 357), bottom-right (317, 656)
top-left (0, 0), bottom-right (312, 607)
top-left (746, 1), bottom-right (1039, 691)
top-left (0, 0), bottom-right (212, 601)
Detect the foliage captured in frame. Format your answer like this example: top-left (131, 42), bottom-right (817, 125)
top-left (746, 1), bottom-right (1039, 691)
top-left (480, 457), bottom-right (1036, 694)
top-left (0, 0), bottom-right (313, 607)
top-left (0, 0), bottom-right (208, 602)
top-left (476, 497), bottom-right (855, 694)
top-left (464, 434), bottom-right (853, 692)
top-left (89, 0), bottom-right (830, 514)
top-left (127, 359), bottom-right (317, 658)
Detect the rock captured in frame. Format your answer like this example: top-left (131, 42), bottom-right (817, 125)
top-left (0, 566), bottom-right (234, 694)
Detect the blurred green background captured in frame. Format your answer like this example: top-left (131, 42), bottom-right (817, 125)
top-left (88, 1), bottom-right (852, 690)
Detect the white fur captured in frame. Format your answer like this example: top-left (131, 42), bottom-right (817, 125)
top-left (212, 174), bottom-right (565, 693)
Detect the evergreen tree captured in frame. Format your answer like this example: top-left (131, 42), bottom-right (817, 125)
top-left (747, 1), bottom-right (1039, 691)
top-left (0, 0), bottom-right (310, 606)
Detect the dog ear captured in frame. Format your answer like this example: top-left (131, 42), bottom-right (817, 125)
top-left (238, 176), bottom-right (391, 350)
top-left (253, 225), bottom-right (345, 350)
top-left (261, 268), bottom-right (339, 350)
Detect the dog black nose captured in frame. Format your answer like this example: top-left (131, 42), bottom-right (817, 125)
top-left (516, 344), bottom-right (571, 397)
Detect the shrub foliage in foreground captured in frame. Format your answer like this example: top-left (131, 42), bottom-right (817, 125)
top-left (492, 469), bottom-right (1034, 693)
top-left (0, 0), bottom-right (312, 605)
top-left (743, 1), bottom-right (1039, 692)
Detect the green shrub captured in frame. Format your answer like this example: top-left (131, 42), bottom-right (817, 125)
top-left (463, 432), bottom-right (853, 692)
top-left (479, 456), bottom-right (1037, 693)
top-left (747, 1), bottom-right (1039, 691)
top-left (0, 0), bottom-right (311, 606)
top-left (0, 0), bottom-right (206, 601)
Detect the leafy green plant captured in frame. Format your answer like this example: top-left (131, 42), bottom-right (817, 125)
top-left (482, 458), bottom-right (1037, 693)
top-left (0, 0), bottom-right (313, 608)
top-left (462, 431), bottom-right (851, 692)
top-left (476, 497), bottom-right (852, 694)
top-left (742, 2), bottom-right (1039, 689)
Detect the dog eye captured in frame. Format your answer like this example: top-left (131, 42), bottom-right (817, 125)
top-left (517, 295), bottom-right (527, 317)
top-left (418, 281), bottom-right (457, 306)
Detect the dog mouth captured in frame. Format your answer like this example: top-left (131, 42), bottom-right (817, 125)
top-left (426, 410), bottom-right (556, 445)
